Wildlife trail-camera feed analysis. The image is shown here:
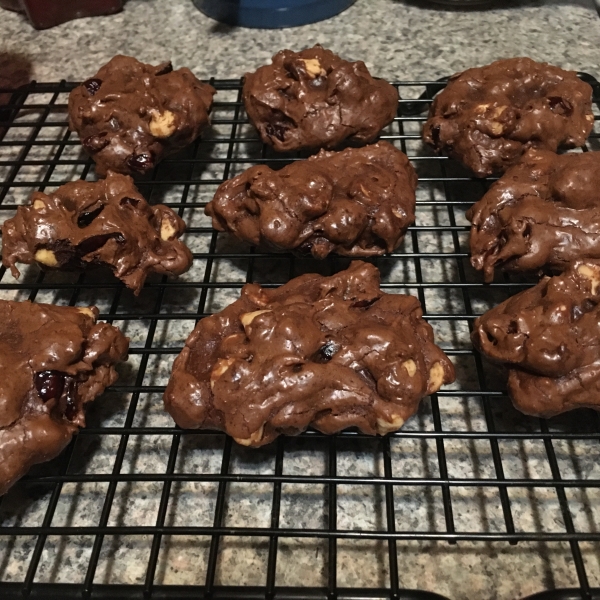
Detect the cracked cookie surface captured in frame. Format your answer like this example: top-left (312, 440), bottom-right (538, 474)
top-left (472, 261), bottom-right (600, 417)
top-left (1, 170), bottom-right (193, 294)
top-left (423, 58), bottom-right (593, 177)
top-left (467, 149), bottom-right (600, 282)
top-left (164, 261), bottom-right (454, 446)
top-left (205, 142), bottom-right (417, 258)
top-left (68, 55), bottom-right (215, 176)
top-left (243, 45), bottom-right (398, 152)
top-left (0, 300), bottom-right (129, 494)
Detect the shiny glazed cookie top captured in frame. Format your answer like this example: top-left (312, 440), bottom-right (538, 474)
top-left (468, 149), bottom-right (600, 282)
top-left (423, 57), bottom-right (594, 177)
top-left (68, 55), bottom-right (215, 176)
top-left (1, 171), bottom-right (192, 294)
top-left (165, 261), bottom-right (455, 446)
top-left (206, 142), bottom-right (417, 258)
top-left (472, 261), bottom-right (600, 417)
top-left (243, 45), bottom-right (399, 152)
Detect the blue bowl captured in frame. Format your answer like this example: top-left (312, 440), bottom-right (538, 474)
top-left (193, 0), bottom-right (356, 28)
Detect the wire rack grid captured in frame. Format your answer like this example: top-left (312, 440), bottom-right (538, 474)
top-left (0, 75), bottom-right (599, 600)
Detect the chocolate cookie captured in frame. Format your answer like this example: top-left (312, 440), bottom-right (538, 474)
top-left (468, 149), bottom-right (600, 282)
top-left (205, 142), bottom-right (417, 258)
top-left (423, 58), bottom-right (594, 177)
top-left (0, 300), bottom-right (129, 494)
top-left (472, 261), bottom-right (600, 418)
top-left (68, 55), bottom-right (215, 176)
top-left (243, 45), bottom-right (399, 152)
top-left (164, 261), bottom-right (454, 446)
top-left (2, 170), bottom-right (192, 294)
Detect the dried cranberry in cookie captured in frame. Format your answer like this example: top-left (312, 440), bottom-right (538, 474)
top-left (0, 301), bottom-right (128, 494)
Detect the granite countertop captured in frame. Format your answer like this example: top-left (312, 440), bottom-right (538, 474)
top-left (1, 0), bottom-right (599, 82)
top-left (1, 2), bottom-right (600, 600)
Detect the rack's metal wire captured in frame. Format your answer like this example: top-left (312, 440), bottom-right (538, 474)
top-left (0, 76), bottom-right (600, 600)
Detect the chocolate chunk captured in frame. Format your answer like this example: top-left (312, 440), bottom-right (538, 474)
top-left (1, 170), bottom-right (193, 295)
top-left (154, 61), bottom-right (173, 76)
top-left (243, 45), bottom-right (399, 152)
top-left (472, 261), bottom-right (600, 418)
top-left (312, 340), bottom-right (339, 363)
top-left (82, 133), bottom-right (110, 153)
top-left (423, 58), bottom-right (594, 177)
top-left (0, 301), bottom-right (128, 494)
top-left (164, 261), bottom-right (455, 446)
top-left (76, 232), bottom-right (125, 256)
top-left (77, 205), bottom-right (105, 228)
top-left (467, 149), bottom-right (600, 282)
top-left (205, 142), bottom-right (417, 258)
top-left (265, 122), bottom-right (288, 143)
top-left (68, 55), bottom-right (216, 177)
top-left (83, 78), bottom-right (102, 96)
top-left (548, 96), bottom-right (573, 116)
top-left (120, 196), bottom-right (140, 208)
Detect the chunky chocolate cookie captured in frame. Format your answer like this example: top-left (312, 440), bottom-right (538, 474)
top-left (468, 149), bottom-right (600, 282)
top-left (164, 261), bottom-right (454, 446)
top-left (423, 58), bottom-right (594, 177)
top-left (68, 55), bottom-right (215, 176)
top-left (205, 142), bottom-right (417, 258)
top-left (472, 261), bottom-right (600, 418)
top-left (0, 300), bottom-right (128, 494)
top-left (243, 45), bottom-right (399, 152)
top-left (2, 171), bottom-right (192, 295)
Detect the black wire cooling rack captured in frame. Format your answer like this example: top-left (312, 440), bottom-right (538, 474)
top-left (1, 75), bottom-right (600, 600)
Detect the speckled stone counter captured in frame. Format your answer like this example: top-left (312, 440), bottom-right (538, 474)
top-left (1, 2), bottom-right (600, 600)
top-left (1, 0), bottom-right (599, 82)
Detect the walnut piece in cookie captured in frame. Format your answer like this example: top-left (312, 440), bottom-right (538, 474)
top-left (0, 300), bottom-right (129, 495)
top-left (205, 142), bottom-right (417, 258)
top-left (468, 149), bottom-right (600, 282)
top-left (472, 261), bottom-right (600, 418)
top-left (243, 45), bottom-right (399, 152)
top-left (164, 261), bottom-right (455, 446)
top-left (68, 55), bottom-right (215, 177)
top-left (1, 171), bottom-right (192, 294)
top-left (423, 58), bottom-right (594, 177)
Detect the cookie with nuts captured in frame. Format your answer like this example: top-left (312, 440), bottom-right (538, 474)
top-left (0, 300), bottom-right (128, 494)
top-left (1, 171), bottom-right (193, 294)
top-left (243, 45), bottom-right (399, 152)
top-left (164, 261), bottom-right (455, 446)
top-left (423, 58), bottom-right (594, 177)
top-left (472, 261), bottom-right (600, 417)
top-left (468, 149), bottom-right (600, 282)
top-left (68, 55), bottom-right (215, 177)
top-left (205, 142), bottom-right (417, 258)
